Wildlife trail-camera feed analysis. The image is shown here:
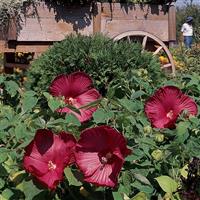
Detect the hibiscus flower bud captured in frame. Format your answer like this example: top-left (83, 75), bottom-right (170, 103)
top-left (151, 149), bottom-right (163, 161)
top-left (143, 125), bottom-right (152, 134)
top-left (154, 133), bottom-right (165, 142)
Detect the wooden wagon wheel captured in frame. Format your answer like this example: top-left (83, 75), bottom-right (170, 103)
top-left (113, 30), bottom-right (176, 76)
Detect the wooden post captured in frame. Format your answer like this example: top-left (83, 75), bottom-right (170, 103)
top-left (93, 2), bottom-right (101, 34)
top-left (168, 2), bottom-right (176, 47)
top-left (7, 17), bottom-right (17, 41)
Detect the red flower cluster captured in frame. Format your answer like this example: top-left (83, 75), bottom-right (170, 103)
top-left (145, 86), bottom-right (198, 129)
top-left (23, 126), bottom-right (130, 189)
top-left (49, 72), bottom-right (101, 123)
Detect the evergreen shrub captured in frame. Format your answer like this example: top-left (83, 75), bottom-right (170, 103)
top-left (26, 34), bottom-right (162, 94)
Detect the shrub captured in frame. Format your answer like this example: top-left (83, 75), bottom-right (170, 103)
top-left (26, 34), bottom-right (162, 94)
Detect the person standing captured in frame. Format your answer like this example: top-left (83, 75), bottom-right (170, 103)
top-left (181, 16), bottom-right (193, 48)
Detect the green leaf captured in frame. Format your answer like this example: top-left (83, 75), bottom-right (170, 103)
top-left (22, 91), bottom-right (38, 112)
top-left (17, 178), bottom-right (43, 200)
top-left (122, 171), bottom-right (133, 195)
top-left (175, 121), bottom-right (190, 143)
top-left (0, 119), bottom-right (10, 131)
top-left (93, 108), bottom-right (114, 123)
top-left (131, 192), bottom-right (148, 200)
top-left (112, 191), bottom-right (123, 200)
top-left (118, 99), bottom-right (142, 112)
top-left (131, 90), bottom-right (145, 99)
top-left (48, 98), bottom-right (63, 112)
top-left (15, 123), bottom-right (27, 139)
top-left (1, 188), bottom-right (14, 199)
top-left (4, 80), bottom-right (19, 97)
top-left (0, 148), bottom-right (10, 163)
top-left (0, 178), bottom-right (5, 189)
top-left (133, 173), bottom-right (151, 186)
top-left (155, 176), bottom-right (178, 193)
top-left (64, 168), bottom-right (82, 186)
top-left (65, 114), bottom-right (81, 126)
top-left (0, 75), bottom-right (5, 84)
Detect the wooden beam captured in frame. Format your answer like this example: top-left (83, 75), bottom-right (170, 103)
top-left (93, 2), bottom-right (101, 34)
top-left (168, 3), bottom-right (176, 46)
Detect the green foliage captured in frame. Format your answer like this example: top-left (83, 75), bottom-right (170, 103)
top-left (1, 34), bottom-right (200, 199)
top-left (26, 34), bottom-right (162, 94)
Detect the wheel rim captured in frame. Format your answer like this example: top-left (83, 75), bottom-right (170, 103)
top-left (113, 30), bottom-right (176, 76)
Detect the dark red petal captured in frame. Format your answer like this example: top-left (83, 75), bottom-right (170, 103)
top-left (34, 129), bottom-right (54, 156)
top-left (43, 132), bottom-right (75, 166)
top-left (75, 152), bottom-right (102, 177)
top-left (84, 156), bottom-right (123, 187)
top-left (59, 132), bottom-right (77, 164)
top-left (36, 168), bottom-right (64, 190)
top-left (84, 164), bottom-right (115, 187)
top-left (23, 156), bottom-right (48, 176)
top-left (176, 93), bottom-right (198, 116)
top-left (76, 126), bottom-right (110, 152)
top-left (49, 72), bottom-right (93, 98)
top-left (145, 86), bottom-right (198, 128)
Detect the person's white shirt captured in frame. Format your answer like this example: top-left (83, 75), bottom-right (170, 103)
top-left (181, 23), bottom-right (193, 36)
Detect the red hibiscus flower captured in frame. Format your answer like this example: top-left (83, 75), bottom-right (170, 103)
top-left (49, 72), bottom-right (101, 123)
top-left (23, 129), bottom-right (76, 190)
top-left (75, 126), bottom-right (131, 187)
top-left (145, 86), bottom-right (198, 129)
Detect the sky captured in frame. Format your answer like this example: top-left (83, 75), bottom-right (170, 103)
top-left (176, 0), bottom-right (200, 6)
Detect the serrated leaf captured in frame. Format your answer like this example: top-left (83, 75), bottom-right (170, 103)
top-left (4, 80), bottom-right (19, 97)
top-left (155, 176), bottom-right (178, 193)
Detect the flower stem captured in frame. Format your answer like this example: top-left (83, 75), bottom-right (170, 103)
top-left (64, 182), bottom-right (79, 200)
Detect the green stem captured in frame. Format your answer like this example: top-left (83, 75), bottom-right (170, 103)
top-left (64, 182), bottom-right (79, 200)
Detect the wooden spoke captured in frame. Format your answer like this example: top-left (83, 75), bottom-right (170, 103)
top-left (113, 30), bottom-right (176, 76)
top-left (161, 63), bottom-right (172, 69)
top-left (153, 46), bottom-right (163, 55)
top-left (142, 35), bottom-right (148, 50)
top-left (127, 36), bottom-right (131, 43)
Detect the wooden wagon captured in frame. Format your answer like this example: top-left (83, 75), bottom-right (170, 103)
top-left (0, 1), bottom-right (176, 75)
